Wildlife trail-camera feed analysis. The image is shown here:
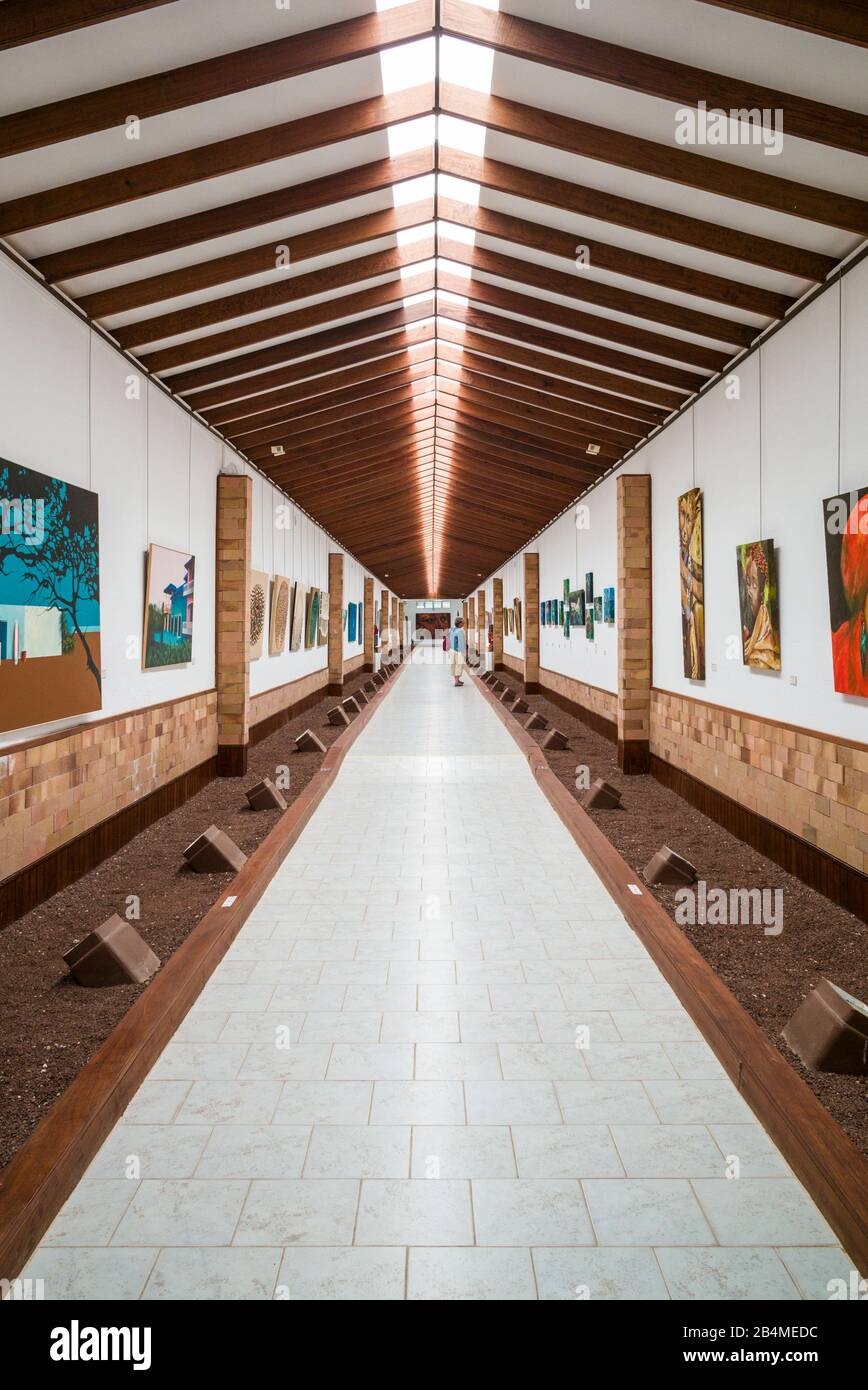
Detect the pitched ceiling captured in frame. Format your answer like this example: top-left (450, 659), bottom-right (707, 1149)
top-left (1, 0), bottom-right (866, 596)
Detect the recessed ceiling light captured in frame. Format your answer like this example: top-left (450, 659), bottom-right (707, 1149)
top-left (586, 444), bottom-right (601, 456)
top-left (270, 445), bottom-right (285, 457)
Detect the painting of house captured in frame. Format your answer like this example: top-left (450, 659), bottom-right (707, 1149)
top-left (0, 457), bottom-right (101, 733)
top-left (143, 545), bottom-right (195, 669)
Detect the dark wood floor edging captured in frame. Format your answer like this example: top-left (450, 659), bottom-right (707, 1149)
top-left (0, 661), bottom-right (406, 1282)
top-left (473, 672), bottom-right (868, 1276)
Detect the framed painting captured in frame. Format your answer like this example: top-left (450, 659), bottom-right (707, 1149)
top-left (823, 487), bottom-right (868, 697)
top-left (347, 601), bottom-right (358, 643)
top-left (586, 606), bottom-right (595, 640)
top-left (358, 601), bottom-right (364, 644)
top-left (540, 601), bottom-right (546, 627)
top-left (0, 458), bottom-right (101, 732)
top-left (585, 572), bottom-right (594, 604)
top-left (269, 576), bottom-right (290, 655)
top-left (514, 599), bottom-right (522, 641)
top-left (558, 600), bottom-right (564, 626)
top-left (570, 589), bottom-right (585, 627)
top-left (249, 570), bottom-right (268, 661)
top-left (736, 540), bottom-right (780, 671)
top-left (317, 590), bottom-right (328, 646)
top-left (678, 487), bottom-right (705, 680)
top-left (143, 543), bottom-right (194, 670)
top-left (603, 587), bottom-right (615, 624)
top-left (305, 587), bottom-right (319, 649)
top-left (594, 595), bottom-right (603, 622)
top-left (289, 583), bottom-right (304, 652)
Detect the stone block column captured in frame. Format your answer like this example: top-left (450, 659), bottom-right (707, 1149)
top-left (492, 578), bottom-right (504, 669)
top-left (477, 588), bottom-right (486, 661)
top-left (617, 473), bottom-right (652, 774)
top-left (467, 596), bottom-right (476, 659)
top-left (216, 472), bottom-right (252, 776)
top-left (364, 577), bottom-right (375, 670)
top-left (399, 601), bottom-right (406, 658)
top-left (328, 552), bottom-right (344, 695)
top-left (390, 596), bottom-right (398, 660)
top-left (523, 551), bottom-right (540, 693)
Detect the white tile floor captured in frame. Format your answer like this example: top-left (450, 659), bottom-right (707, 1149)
top-left (23, 658), bottom-right (853, 1300)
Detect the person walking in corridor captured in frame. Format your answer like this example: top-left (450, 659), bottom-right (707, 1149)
top-left (447, 615), bottom-right (467, 687)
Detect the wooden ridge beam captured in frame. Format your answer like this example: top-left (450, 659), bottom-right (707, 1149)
top-left (0, 0), bottom-right (434, 156)
top-left (441, 0), bottom-right (868, 154)
top-left (440, 83), bottom-right (868, 235)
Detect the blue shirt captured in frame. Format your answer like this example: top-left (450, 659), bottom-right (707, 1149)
top-left (450, 626), bottom-right (467, 654)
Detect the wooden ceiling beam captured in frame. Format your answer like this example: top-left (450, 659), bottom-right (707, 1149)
top-left (441, 0), bottom-right (868, 154)
top-left (144, 267), bottom-right (435, 375)
top-left (435, 414), bottom-right (604, 483)
top-left (436, 349), bottom-right (646, 437)
top-left (435, 365), bottom-right (643, 444)
top-left (81, 198), bottom-right (435, 320)
top-left (436, 302), bottom-right (697, 402)
top-left (237, 377), bottom-right (436, 452)
top-left (440, 83), bottom-right (868, 234)
top-left (0, 0), bottom-right (179, 48)
top-left (246, 398), bottom-right (436, 464)
top-left (437, 396), bottom-right (623, 465)
top-left (265, 415), bottom-right (436, 472)
top-left (174, 295), bottom-right (434, 398)
top-left (199, 325), bottom-right (436, 420)
top-left (0, 0), bottom-right (434, 155)
top-left (438, 282), bottom-right (713, 389)
top-left (436, 324), bottom-right (672, 421)
top-left (221, 352), bottom-right (437, 441)
top-left (117, 235), bottom-right (436, 349)
top-left (34, 147), bottom-right (435, 283)
top-left (438, 149), bottom-right (834, 287)
top-left (692, 0), bottom-right (868, 47)
top-left (437, 192), bottom-right (791, 321)
top-left (439, 234), bottom-right (755, 348)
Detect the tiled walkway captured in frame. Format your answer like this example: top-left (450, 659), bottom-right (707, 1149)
top-left (26, 659), bottom-right (851, 1300)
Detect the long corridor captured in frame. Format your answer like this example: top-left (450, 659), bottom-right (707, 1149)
top-left (25, 659), bottom-right (849, 1301)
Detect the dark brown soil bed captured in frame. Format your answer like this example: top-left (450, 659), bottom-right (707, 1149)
top-left (0, 671), bottom-right (384, 1173)
top-left (489, 668), bottom-right (868, 1158)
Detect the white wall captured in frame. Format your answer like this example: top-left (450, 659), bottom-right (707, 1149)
top-left (0, 253), bottom-right (379, 747)
top-left (477, 255), bottom-right (868, 743)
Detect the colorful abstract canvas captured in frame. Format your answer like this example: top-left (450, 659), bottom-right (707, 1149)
top-left (289, 583), bottom-right (304, 652)
top-left (678, 486), bottom-right (705, 680)
top-left (0, 459), bottom-right (101, 732)
top-left (269, 576), bottom-right (290, 655)
top-left (317, 590), bottom-right (328, 646)
top-left (358, 602), bottom-right (364, 644)
top-left (586, 607), bottom-right (595, 640)
top-left (595, 596), bottom-right (603, 622)
top-left (540, 602), bottom-right (546, 627)
top-left (143, 543), bottom-right (194, 670)
top-left (736, 540), bottom-right (780, 671)
top-left (603, 587), bottom-right (615, 624)
top-left (585, 572), bottom-right (594, 604)
top-left (570, 590), bottom-right (585, 627)
top-left (823, 487), bottom-right (868, 697)
top-left (514, 599), bottom-right (522, 641)
top-left (348, 601), bottom-right (358, 643)
top-left (248, 570), bottom-right (268, 661)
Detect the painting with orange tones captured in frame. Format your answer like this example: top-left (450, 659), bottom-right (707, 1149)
top-left (823, 487), bottom-right (868, 698)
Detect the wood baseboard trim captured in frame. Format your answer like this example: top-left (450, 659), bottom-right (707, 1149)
top-left (651, 753), bottom-right (867, 921)
top-left (0, 663), bottom-right (407, 1281)
top-left (0, 756), bottom-right (217, 931)
top-left (472, 671), bottom-right (868, 1276)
